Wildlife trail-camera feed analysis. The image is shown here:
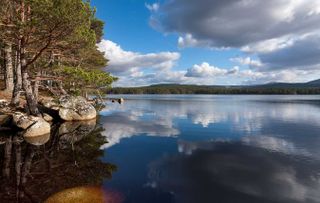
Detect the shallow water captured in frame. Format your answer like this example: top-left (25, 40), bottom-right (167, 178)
top-left (1, 95), bottom-right (320, 203)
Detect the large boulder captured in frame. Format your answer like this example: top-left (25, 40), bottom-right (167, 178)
top-left (24, 118), bottom-right (50, 138)
top-left (12, 112), bottom-right (51, 137)
top-left (13, 112), bottom-right (35, 129)
top-left (58, 95), bottom-right (96, 121)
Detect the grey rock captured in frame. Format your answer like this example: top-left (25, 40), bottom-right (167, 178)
top-left (13, 112), bottom-right (35, 129)
top-left (12, 112), bottom-right (51, 137)
top-left (58, 95), bottom-right (96, 121)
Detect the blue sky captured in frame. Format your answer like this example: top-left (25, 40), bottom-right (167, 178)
top-left (91, 0), bottom-right (320, 87)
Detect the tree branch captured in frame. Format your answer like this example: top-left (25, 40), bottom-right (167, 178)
top-left (26, 37), bottom-right (52, 67)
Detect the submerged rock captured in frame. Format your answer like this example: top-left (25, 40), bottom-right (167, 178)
top-left (24, 133), bottom-right (50, 146)
top-left (12, 112), bottom-right (51, 137)
top-left (59, 119), bottom-right (96, 146)
top-left (45, 186), bottom-right (123, 203)
top-left (58, 95), bottom-right (96, 121)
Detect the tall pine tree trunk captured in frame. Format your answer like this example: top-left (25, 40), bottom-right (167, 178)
top-left (33, 72), bottom-right (40, 102)
top-left (11, 49), bottom-right (22, 106)
top-left (21, 44), bottom-right (39, 115)
top-left (4, 42), bottom-right (14, 92)
top-left (19, 0), bottom-right (39, 116)
top-left (22, 69), bottom-right (39, 116)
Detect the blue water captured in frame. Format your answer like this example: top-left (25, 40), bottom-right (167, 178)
top-left (100, 95), bottom-right (320, 203)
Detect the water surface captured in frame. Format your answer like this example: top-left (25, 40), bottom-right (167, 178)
top-left (101, 95), bottom-right (320, 203)
top-left (1, 95), bottom-right (320, 203)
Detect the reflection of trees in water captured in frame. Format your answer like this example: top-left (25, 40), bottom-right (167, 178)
top-left (0, 120), bottom-right (116, 203)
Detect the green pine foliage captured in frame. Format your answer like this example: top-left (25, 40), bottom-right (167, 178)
top-left (55, 66), bottom-right (118, 92)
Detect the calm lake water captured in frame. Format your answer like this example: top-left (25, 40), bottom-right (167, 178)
top-left (1, 95), bottom-right (320, 203)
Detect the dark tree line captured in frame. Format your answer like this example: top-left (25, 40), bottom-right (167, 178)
top-left (111, 84), bottom-right (320, 95)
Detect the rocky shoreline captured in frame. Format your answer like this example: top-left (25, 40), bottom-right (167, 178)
top-left (0, 95), bottom-right (98, 138)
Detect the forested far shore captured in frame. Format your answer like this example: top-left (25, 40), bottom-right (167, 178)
top-left (110, 84), bottom-right (320, 95)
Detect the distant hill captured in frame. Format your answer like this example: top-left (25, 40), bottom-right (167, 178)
top-left (110, 79), bottom-right (320, 95)
top-left (306, 79), bottom-right (320, 86)
top-left (253, 79), bottom-right (320, 88)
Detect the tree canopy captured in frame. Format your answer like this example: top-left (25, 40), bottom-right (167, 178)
top-left (0, 0), bottom-right (116, 115)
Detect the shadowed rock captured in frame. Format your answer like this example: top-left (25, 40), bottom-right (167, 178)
top-left (59, 119), bottom-right (96, 147)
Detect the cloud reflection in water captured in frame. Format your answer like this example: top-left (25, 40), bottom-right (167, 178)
top-left (100, 96), bottom-right (320, 203)
top-left (148, 140), bottom-right (320, 203)
top-left (100, 97), bottom-right (320, 157)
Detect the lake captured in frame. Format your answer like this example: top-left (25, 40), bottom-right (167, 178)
top-left (1, 95), bottom-right (320, 203)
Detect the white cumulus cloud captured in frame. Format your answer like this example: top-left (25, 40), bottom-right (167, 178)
top-left (97, 39), bottom-right (320, 86)
top-left (149, 0), bottom-right (320, 78)
top-left (231, 57), bottom-right (262, 67)
top-left (185, 62), bottom-right (230, 77)
top-left (98, 39), bottom-right (180, 75)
